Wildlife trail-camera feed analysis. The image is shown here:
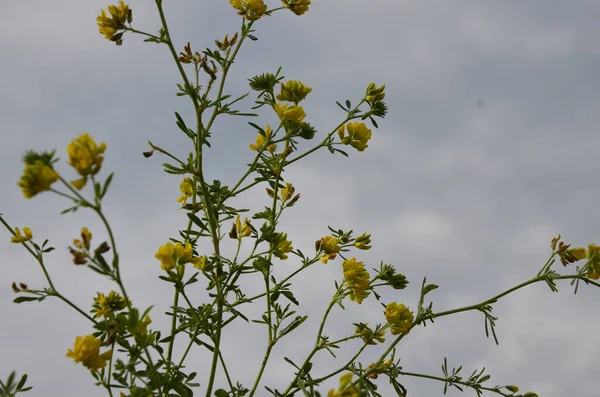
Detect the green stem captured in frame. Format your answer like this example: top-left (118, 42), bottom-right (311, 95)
top-left (166, 288), bottom-right (181, 366)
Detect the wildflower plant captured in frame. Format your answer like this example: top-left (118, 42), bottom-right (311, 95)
top-left (2, 1), bottom-right (600, 397)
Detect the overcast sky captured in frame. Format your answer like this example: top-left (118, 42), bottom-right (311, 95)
top-left (2, 1), bottom-right (600, 396)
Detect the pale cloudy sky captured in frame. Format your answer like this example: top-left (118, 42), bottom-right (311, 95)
top-left (2, 1), bottom-right (600, 396)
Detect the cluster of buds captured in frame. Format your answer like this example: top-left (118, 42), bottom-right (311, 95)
top-left (266, 182), bottom-right (300, 207)
top-left (69, 228), bottom-right (93, 265)
top-left (365, 82), bottom-right (385, 102)
top-left (551, 235), bottom-right (587, 266)
top-left (178, 43), bottom-right (218, 80)
top-left (355, 323), bottom-right (386, 345)
top-left (215, 33), bottom-right (239, 51)
top-left (354, 233), bottom-right (371, 250)
top-left (11, 282), bottom-right (28, 293)
top-left (366, 359), bottom-right (393, 379)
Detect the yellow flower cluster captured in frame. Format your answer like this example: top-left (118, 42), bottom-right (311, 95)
top-left (270, 232), bottom-right (293, 260)
top-left (274, 103), bottom-right (306, 123)
top-left (66, 335), bottom-right (113, 372)
top-left (67, 133), bottom-right (107, 189)
top-left (10, 227), bottom-right (32, 244)
top-left (342, 258), bottom-right (370, 304)
top-left (316, 236), bottom-right (340, 263)
top-left (328, 373), bottom-right (359, 397)
top-left (276, 80), bottom-right (312, 103)
top-left (92, 291), bottom-right (129, 319)
top-left (384, 302), bottom-right (414, 335)
top-left (97, 1), bottom-right (131, 42)
top-left (367, 359), bottom-right (392, 379)
top-left (230, 215), bottom-right (253, 239)
top-left (249, 125), bottom-right (277, 153)
top-left (338, 122), bottom-right (372, 152)
top-left (69, 227), bottom-right (93, 265)
top-left (586, 244), bottom-right (600, 279)
top-left (176, 178), bottom-right (194, 204)
top-left (154, 242), bottom-right (205, 271)
top-left (281, 0), bottom-right (311, 16)
top-left (134, 315), bottom-right (155, 347)
top-left (229, 0), bottom-right (267, 21)
top-left (17, 160), bottom-right (59, 199)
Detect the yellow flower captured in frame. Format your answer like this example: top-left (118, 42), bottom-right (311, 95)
top-left (338, 122), bottom-right (372, 152)
top-left (365, 83), bottom-right (385, 102)
top-left (134, 315), bottom-right (155, 347)
top-left (155, 242), bottom-right (203, 271)
top-left (176, 178), bottom-right (194, 204)
top-left (586, 244), bottom-right (600, 280)
top-left (282, 0), bottom-right (311, 16)
top-left (343, 258), bottom-right (371, 304)
top-left (92, 291), bottom-right (129, 318)
top-left (270, 232), bottom-right (293, 260)
top-left (66, 335), bottom-right (112, 372)
top-left (70, 228), bottom-right (93, 265)
top-left (73, 227), bottom-right (92, 251)
top-left (316, 236), bottom-right (340, 263)
top-left (17, 160), bottom-right (59, 199)
top-left (231, 215), bottom-right (252, 239)
top-left (193, 256), bottom-right (207, 270)
top-left (328, 373), bottom-right (359, 397)
top-left (97, 1), bottom-right (131, 41)
top-left (10, 227), bottom-right (33, 244)
top-left (280, 182), bottom-right (295, 201)
top-left (274, 103), bottom-right (306, 122)
top-left (229, 0), bottom-right (267, 21)
top-left (249, 125), bottom-right (277, 152)
top-left (276, 80), bottom-right (312, 103)
top-left (384, 302), bottom-right (414, 335)
top-left (67, 133), bottom-right (106, 189)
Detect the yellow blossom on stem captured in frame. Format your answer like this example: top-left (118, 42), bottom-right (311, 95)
top-left (343, 258), bottom-right (371, 304)
top-left (586, 243), bottom-right (600, 280)
top-left (67, 133), bottom-right (106, 189)
top-left (249, 125), bottom-right (277, 152)
top-left (193, 255), bottom-right (208, 270)
top-left (92, 291), bottom-right (129, 318)
top-left (276, 80), bottom-right (312, 103)
top-left (384, 302), bottom-right (414, 335)
top-left (280, 182), bottom-right (295, 201)
top-left (229, 215), bottom-right (252, 239)
top-left (97, 1), bottom-right (132, 42)
top-left (176, 177), bottom-right (194, 204)
top-left (229, 0), bottom-right (267, 21)
top-left (70, 227), bottom-right (93, 265)
top-left (274, 103), bottom-right (306, 122)
top-left (66, 335), bottom-right (112, 372)
top-left (270, 232), bottom-right (293, 260)
top-left (316, 236), bottom-right (340, 263)
top-left (17, 160), bottom-right (59, 198)
top-left (338, 122), bottom-right (372, 152)
top-left (10, 227), bottom-right (32, 244)
top-left (154, 242), bottom-right (203, 271)
top-left (282, 0), bottom-right (311, 16)
top-left (328, 373), bottom-right (359, 397)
